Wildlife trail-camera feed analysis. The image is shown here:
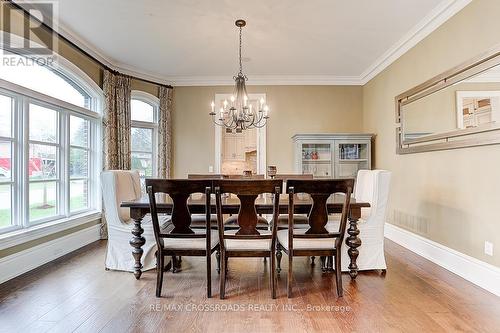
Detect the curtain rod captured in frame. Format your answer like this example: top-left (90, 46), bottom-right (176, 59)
top-left (6, 0), bottom-right (174, 89)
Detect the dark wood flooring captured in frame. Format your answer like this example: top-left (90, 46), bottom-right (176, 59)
top-left (1, 239), bottom-right (499, 333)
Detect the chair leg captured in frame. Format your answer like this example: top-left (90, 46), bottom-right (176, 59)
top-left (327, 256), bottom-right (333, 271)
top-left (334, 254), bottom-right (343, 297)
top-left (320, 256), bottom-right (327, 272)
top-left (172, 256), bottom-right (178, 273)
top-left (270, 253), bottom-right (277, 299)
top-left (311, 256), bottom-right (316, 265)
top-left (206, 251), bottom-right (212, 298)
top-left (220, 252), bottom-right (226, 299)
top-left (287, 253), bottom-right (293, 298)
top-left (276, 244), bottom-right (282, 273)
top-left (156, 252), bottom-right (164, 297)
top-left (216, 250), bottom-right (221, 274)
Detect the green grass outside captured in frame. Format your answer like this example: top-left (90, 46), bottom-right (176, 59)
top-left (0, 196), bottom-right (86, 228)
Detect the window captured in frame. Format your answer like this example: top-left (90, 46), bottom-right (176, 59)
top-left (0, 95), bottom-right (14, 229)
top-left (131, 92), bottom-right (159, 183)
top-left (0, 53), bottom-right (92, 108)
top-left (0, 50), bottom-right (101, 233)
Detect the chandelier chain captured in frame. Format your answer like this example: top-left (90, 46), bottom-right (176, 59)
top-left (238, 26), bottom-right (243, 75)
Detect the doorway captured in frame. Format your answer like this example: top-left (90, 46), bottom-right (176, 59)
top-left (214, 93), bottom-right (267, 175)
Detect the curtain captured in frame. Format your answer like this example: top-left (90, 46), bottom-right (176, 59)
top-left (157, 85), bottom-right (173, 178)
top-left (103, 70), bottom-right (132, 170)
top-left (101, 70), bottom-right (132, 238)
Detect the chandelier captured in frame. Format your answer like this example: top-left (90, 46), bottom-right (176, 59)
top-left (209, 19), bottom-right (269, 133)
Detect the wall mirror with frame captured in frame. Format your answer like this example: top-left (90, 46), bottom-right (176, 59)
top-left (396, 46), bottom-right (500, 154)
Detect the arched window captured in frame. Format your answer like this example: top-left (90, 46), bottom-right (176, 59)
top-left (131, 91), bottom-right (159, 182)
top-left (0, 48), bottom-right (102, 233)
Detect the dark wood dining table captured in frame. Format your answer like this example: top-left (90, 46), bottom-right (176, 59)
top-left (121, 193), bottom-right (369, 280)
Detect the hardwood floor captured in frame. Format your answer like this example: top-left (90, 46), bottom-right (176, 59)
top-left (1, 239), bottom-right (499, 333)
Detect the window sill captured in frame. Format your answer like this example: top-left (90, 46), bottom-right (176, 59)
top-left (0, 211), bottom-right (102, 250)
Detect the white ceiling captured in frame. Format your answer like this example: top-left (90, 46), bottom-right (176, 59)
top-left (24, 0), bottom-right (471, 85)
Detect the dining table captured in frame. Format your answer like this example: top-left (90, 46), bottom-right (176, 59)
top-left (121, 193), bottom-right (369, 280)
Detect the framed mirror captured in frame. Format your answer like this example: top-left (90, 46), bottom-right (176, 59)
top-left (396, 45), bottom-right (500, 154)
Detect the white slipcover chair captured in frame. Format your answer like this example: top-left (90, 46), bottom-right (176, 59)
top-left (101, 170), bottom-right (168, 272)
top-left (327, 169), bottom-right (391, 271)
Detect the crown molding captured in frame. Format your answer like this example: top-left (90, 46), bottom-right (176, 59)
top-left (168, 75), bottom-right (363, 86)
top-left (359, 0), bottom-right (472, 84)
top-left (20, 0), bottom-right (471, 87)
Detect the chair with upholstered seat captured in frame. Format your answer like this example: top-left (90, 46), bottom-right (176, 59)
top-left (187, 174), bottom-right (225, 229)
top-left (277, 179), bottom-right (354, 297)
top-left (326, 169), bottom-right (391, 272)
top-left (146, 179), bottom-right (219, 298)
top-left (214, 179), bottom-right (282, 299)
top-left (222, 174), bottom-right (269, 229)
top-left (273, 174), bottom-right (314, 229)
top-left (101, 170), bottom-right (170, 272)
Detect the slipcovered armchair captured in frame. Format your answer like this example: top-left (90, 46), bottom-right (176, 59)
top-left (327, 169), bottom-right (392, 271)
top-left (101, 170), bottom-right (169, 272)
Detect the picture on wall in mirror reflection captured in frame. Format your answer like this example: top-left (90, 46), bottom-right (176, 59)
top-left (456, 91), bottom-right (500, 129)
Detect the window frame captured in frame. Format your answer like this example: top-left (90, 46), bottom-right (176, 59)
top-left (0, 91), bottom-right (19, 233)
top-left (131, 91), bottom-right (159, 180)
top-left (0, 50), bottom-right (102, 236)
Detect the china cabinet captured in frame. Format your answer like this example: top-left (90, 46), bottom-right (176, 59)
top-left (293, 134), bottom-right (373, 178)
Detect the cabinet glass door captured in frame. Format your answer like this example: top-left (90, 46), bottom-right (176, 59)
top-left (301, 143), bottom-right (332, 178)
top-left (337, 142), bottom-right (369, 178)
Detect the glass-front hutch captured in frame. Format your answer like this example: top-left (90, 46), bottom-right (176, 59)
top-left (293, 134), bottom-right (373, 178)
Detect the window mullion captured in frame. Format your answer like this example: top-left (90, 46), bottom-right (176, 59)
top-left (20, 96), bottom-right (29, 227)
top-left (61, 110), bottom-right (69, 217)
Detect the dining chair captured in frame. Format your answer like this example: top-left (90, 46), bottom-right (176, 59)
top-left (214, 179), bottom-right (282, 299)
top-left (326, 169), bottom-right (391, 272)
top-left (101, 170), bottom-right (169, 272)
top-left (225, 174), bottom-right (265, 179)
top-left (273, 174), bottom-right (314, 229)
top-left (277, 179), bottom-right (354, 297)
top-left (223, 174), bottom-right (268, 229)
top-left (146, 179), bottom-right (219, 298)
top-left (187, 174), bottom-right (225, 229)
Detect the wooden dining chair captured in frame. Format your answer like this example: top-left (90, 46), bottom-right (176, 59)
top-left (214, 179), bottom-right (282, 299)
top-left (277, 179), bottom-right (354, 297)
top-left (273, 174), bottom-right (314, 229)
top-left (186, 174), bottom-right (225, 229)
top-left (146, 179), bottom-right (220, 298)
top-left (223, 174), bottom-right (268, 229)
top-left (225, 174), bottom-right (265, 179)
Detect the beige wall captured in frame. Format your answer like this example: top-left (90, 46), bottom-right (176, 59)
top-left (172, 85), bottom-right (363, 177)
top-left (363, 0), bottom-right (500, 267)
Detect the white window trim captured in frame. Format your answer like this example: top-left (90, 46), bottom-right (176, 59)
top-left (131, 91), bottom-right (159, 178)
top-left (0, 43), bottom-right (103, 238)
top-left (0, 211), bottom-right (101, 250)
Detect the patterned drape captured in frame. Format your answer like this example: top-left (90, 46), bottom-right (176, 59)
top-left (101, 70), bottom-right (131, 238)
top-left (157, 85), bottom-right (173, 178)
top-left (103, 70), bottom-right (132, 170)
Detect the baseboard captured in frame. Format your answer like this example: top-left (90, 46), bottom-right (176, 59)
top-left (385, 223), bottom-right (500, 297)
top-left (0, 224), bottom-right (101, 284)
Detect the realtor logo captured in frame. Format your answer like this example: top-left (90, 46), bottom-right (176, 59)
top-left (1, 1), bottom-right (58, 58)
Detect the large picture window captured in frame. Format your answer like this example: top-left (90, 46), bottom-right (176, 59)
top-left (131, 92), bottom-right (159, 184)
top-left (0, 50), bottom-right (102, 234)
